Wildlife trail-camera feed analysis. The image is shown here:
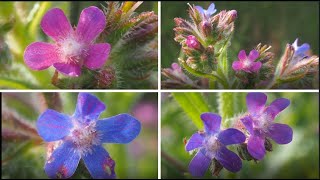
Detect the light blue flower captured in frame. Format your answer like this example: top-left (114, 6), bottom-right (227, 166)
top-left (195, 3), bottom-right (217, 18)
top-left (292, 38), bottom-right (310, 58)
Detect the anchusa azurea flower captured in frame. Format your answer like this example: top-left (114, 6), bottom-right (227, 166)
top-left (232, 50), bottom-right (262, 73)
top-left (24, 6), bottom-right (111, 77)
top-left (274, 38), bottom-right (319, 88)
top-left (240, 92), bottom-right (292, 160)
top-left (36, 93), bottom-right (141, 178)
top-left (185, 113), bottom-right (245, 177)
top-left (195, 3), bottom-right (217, 19)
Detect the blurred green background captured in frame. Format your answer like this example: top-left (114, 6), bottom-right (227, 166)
top-left (161, 92), bottom-right (319, 178)
top-left (0, 1), bottom-right (158, 89)
top-left (161, 1), bottom-right (319, 68)
top-left (2, 92), bottom-right (158, 178)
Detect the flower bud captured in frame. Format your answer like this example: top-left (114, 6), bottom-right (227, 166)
top-left (186, 35), bottom-right (200, 49)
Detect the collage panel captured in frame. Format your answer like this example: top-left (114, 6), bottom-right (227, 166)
top-left (161, 1), bottom-right (319, 89)
top-left (161, 92), bottom-right (319, 178)
top-left (2, 92), bottom-right (158, 178)
top-left (0, 1), bottom-right (158, 89)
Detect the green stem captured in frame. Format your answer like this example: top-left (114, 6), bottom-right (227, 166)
top-left (209, 79), bottom-right (215, 89)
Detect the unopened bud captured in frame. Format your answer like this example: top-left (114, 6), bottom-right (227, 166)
top-left (200, 20), bottom-right (212, 37)
top-left (186, 35), bottom-right (200, 49)
top-left (227, 10), bottom-right (237, 24)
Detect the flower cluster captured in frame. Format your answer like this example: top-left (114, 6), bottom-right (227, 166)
top-left (185, 92), bottom-right (293, 177)
top-left (36, 93), bottom-right (141, 178)
top-left (162, 2), bottom-right (319, 89)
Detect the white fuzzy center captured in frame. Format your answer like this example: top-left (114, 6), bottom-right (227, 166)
top-left (57, 35), bottom-right (87, 64)
top-left (204, 135), bottom-right (221, 158)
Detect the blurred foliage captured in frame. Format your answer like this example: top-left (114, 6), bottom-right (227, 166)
top-left (161, 1), bottom-right (319, 68)
top-left (2, 92), bottom-right (158, 179)
top-left (0, 1), bottom-right (158, 89)
top-left (161, 92), bottom-right (319, 178)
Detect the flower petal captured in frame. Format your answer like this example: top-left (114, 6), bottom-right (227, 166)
top-left (267, 123), bottom-right (293, 144)
top-left (24, 42), bottom-right (59, 70)
top-left (40, 8), bottom-right (73, 42)
top-left (218, 128), bottom-right (245, 146)
top-left (295, 43), bottom-right (310, 56)
top-left (84, 43), bottom-right (111, 70)
top-left (73, 92), bottom-right (106, 123)
top-left (215, 146), bottom-right (242, 172)
top-left (45, 142), bottom-right (80, 179)
top-left (246, 92), bottom-right (267, 116)
top-left (76, 6), bottom-right (106, 43)
top-left (238, 50), bottom-right (247, 61)
top-left (207, 3), bottom-right (216, 16)
top-left (96, 114), bottom-right (141, 144)
top-left (53, 62), bottom-right (81, 77)
top-left (83, 145), bottom-right (116, 179)
top-left (200, 113), bottom-right (221, 134)
top-left (188, 150), bottom-right (211, 177)
top-left (195, 6), bottom-right (205, 15)
top-left (186, 133), bottom-right (204, 151)
top-left (36, 109), bottom-right (72, 142)
top-left (247, 135), bottom-right (265, 160)
top-left (232, 60), bottom-right (242, 71)
top-left (250, 61), bottom-right (262, 72)
top-left (248, 50), bottom-right (259, 61)
top-left (240, 116), bottom-right (254, 134)
top-left (264, 98), bottom-right (290, 120)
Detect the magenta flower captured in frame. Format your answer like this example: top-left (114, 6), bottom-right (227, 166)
top-left (24, 6), bottom-right (111, 77)
top-left (241, 93), bottom-right (293, 160)
top-left (185, 113), bottom-right (245, 177)
top-left (186, 35), bottom-right (200, 49)
top-left (232, 50), bottom-right (262, 73)
top-left (37, 93), bottom-right (141, 178)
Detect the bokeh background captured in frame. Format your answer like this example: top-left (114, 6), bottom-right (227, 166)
top-left (161, 92), bottom-right (319, 178)
top-left (0, 1), bottom-right (158, 89)
top-left (161, 1), bottom-right (319, 68)
top-left (2, 92), bottom-right (158, 178)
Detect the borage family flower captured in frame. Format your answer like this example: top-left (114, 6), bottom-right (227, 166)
top-left (195, 3), bottom-right (217, 18)
top-left (186, 35), bottom-right (200, 49)
top-left (185, 113), bottom-right (245, 177)
top-left (232, 50), bottom-right (262, 73)
top-left (292, 38), bottom-right (310, 58)
top-left (24, 6), bottom-right (111, 77)
top-left (37, 93), bottom-right (141, 178)
top-left (241, 92), bottom-right (292, 160)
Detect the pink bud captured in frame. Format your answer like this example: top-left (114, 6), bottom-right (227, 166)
top-left (186, 35), bottom-right (200, 49)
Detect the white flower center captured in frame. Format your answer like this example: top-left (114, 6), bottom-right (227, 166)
top-left (243, 59), bottom-right (252, 68)
top-left (57, 35), bottom-right (88, 64)
top-left (252, 113), bottom-right (272, 133)
top-left (204, 135), bottom-right (222, 158)
top-left (68, 121), bottom-right (101, 156)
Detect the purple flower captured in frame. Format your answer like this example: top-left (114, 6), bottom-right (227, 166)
top-left (232, 49), bottom-right (262, 73)
top-left (185, 113), bottom-right (245, 177)
top-left (292, 38), bottom-right (310, 58)
top-left (241, 93), bottom-right (293, 160)
top-left (195, 3), bottom-right (217, 18)
top-left (24, 6), bottom-right (111, 77)
top-left (186, 35), bottom-right (200, 49)
top-left (36, 93), bottom-right (141, 178)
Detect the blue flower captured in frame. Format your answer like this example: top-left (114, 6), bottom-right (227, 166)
top-left (195, 3), bottom-right (217, 18)
top-left (185, 113), bottom-right (245, 177)
top-left (292, 38), bottom-right (310, 58)
top-left (37, 93), bottom-right (141, 179)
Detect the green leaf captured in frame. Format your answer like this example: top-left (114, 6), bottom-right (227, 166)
top-left (218, 92), bottom-right (239, 127)
top-left (172, 92), bottom-right (210, 129)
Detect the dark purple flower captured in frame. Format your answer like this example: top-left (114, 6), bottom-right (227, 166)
top-left (292, 38), bottom-right (310, 58)
top-left (232, 50), bottom-right (262, 73)
top-left (37, 93), bottom-right (141, 178)
top-left (185, 113), bottom-right (245, 177)
top-left (186, 35), bottom-right (200, 49)
top-left (195, 3), bottom-right (217, 18)
top-left (241, 93), bottom-right (292, 160)
top-left (24, 6), bottom-right (111, 77)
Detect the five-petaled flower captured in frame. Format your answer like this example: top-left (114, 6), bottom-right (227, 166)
top-left (195, 3), bottom-right (217, 18)
top-left (24, 6), bottom-right (111, 77)
top-left (185, 113), bottom-right (245, 177)
top-left (232, 49), bottom-right (262, 73)
top-left (241, 92), bottom-right (293, 160)
top-left (36, 93), bottom-right (141, 178)
top-left (292, 38), bottom-right (310, 58)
